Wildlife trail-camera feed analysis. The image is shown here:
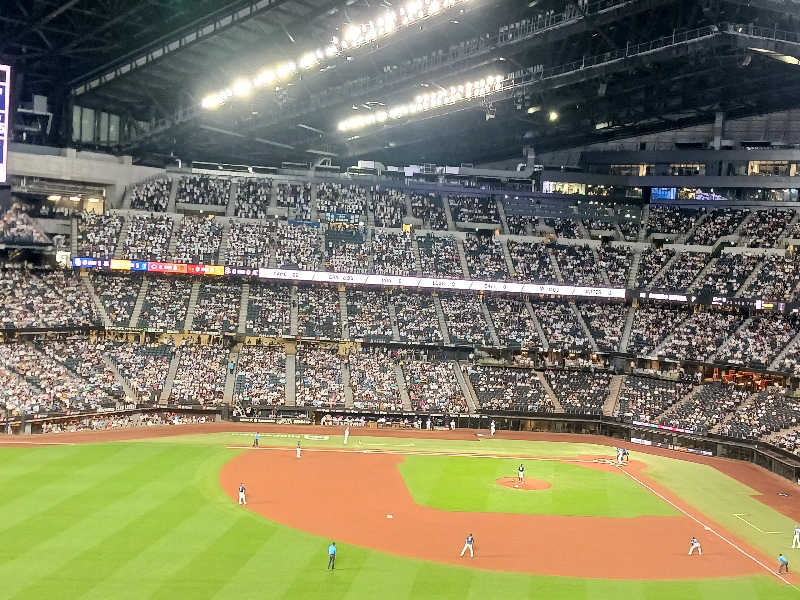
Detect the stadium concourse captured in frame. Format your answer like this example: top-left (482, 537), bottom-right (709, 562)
top-left (2, 175), bottom-right (800, 463)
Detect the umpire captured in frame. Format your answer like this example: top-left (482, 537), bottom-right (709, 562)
top-left (327, 542), bottom-right (337, 570)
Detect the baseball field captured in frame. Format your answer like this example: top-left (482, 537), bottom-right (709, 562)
top-left (1, 425), bottom-right (799, 599)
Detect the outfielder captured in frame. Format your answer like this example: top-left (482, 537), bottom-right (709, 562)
top-left (238, 482), bottom-right (247, 505)
top-left (792, 524), bottom-right (800, 549)
top-left (343, 426), bottom-right (350, 445)
top-left (688, 536), bottom-right (702, 556)
top-left (460, 533), bottom-right (475, 558)
top-left (296, 441), bottom-right (301, 459)
top-left (518, 463), bottom-right (525, 482)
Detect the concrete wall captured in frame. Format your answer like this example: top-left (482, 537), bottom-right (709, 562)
top-left (7, 144), bottom-right (164, 207)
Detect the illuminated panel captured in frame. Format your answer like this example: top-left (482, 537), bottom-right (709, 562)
top-left (0, 65), bottom-right (9, 184)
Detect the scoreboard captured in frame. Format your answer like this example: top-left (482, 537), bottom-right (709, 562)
top-left (0, 65), bottom-right (9, 184)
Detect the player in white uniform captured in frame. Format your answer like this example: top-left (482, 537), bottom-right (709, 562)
top-left (296, 441), bottom-right (301, 458)
top-left (238, 482), bottom-right (247, 505)
top-left (490, 420), bottom-right (496, 437)
top-left (343, 426), bottom-right (350, 445)
top-left (460, 533), bottom-right (475, 558)
top-left (616, 447), bottom-right (624, 464)
top-left (688, 536), bottom-right (702, 556)
top-left (518, 464), bottom-right (525, 482)
top-left (792, 524), bottom-right (800, 549)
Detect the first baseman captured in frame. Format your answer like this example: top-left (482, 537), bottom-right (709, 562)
top-left (238, 482), bottom-right (247, 505)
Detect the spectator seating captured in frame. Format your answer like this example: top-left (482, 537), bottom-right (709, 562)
top-left (136, 276), bottom-right (192, 331)
top-left (176, 175), bottom-right (230, 206)
top-left (171, 216), bottom-right (222, 264)
top-left (694, 254), bottom-right (760, 296)
top-left (234, 345), bottom-right (286, 408)
top-left (485, 296), bottom-right (540, 348)
top-left (545, 369), bottom-right (612, 414)
top-left (417, 234), bottom-right (463, 278)
top-left (226, 221), bottom-right (273, 268)
top-left (403, 359), bottom-right (467, 413)
top-left (77, 213), bottom-right (123, 258)
top-left (463, 233), bottom-right (508, 280)
top-left (346, 289), bottom-right (393, 342)
top-left (628, 305), bottom-right (688, 356)
top-left (295, 346), bottom-right (345, 408)
top-left (393, 291), bottom-right (443, 343)
top-left (120, 214), bottom-right (173, 261)
top-left (245, 282), bottom-right (291, 337)
top-left (507, 240), bottom-right (555, 283)
top-left (448, 195), bottom-right (499, 223)
top-left (349, 349), bottom-right (403, 411)
top-left (616, 375), bottom-right (692, 423)
top-left (235, 178), bottom-right (272, 219)
top-left (91, 272), bottom-right (142, 327)
top-left (410, 193), bottom-right (448, 230)
top-left (439, 293), bottom-right (491, 346)
top-left (534, 301), bottom-right (592, 352)
top-left (276, 182), bottom-right (312, 220)
top-left (687, 208), bottom-right (746, 245)
top-left (468, 365), bottom-right (553, 412)
top-left (579, 302), bottom-right (626, 352)
top-left (191, 281), bottom-right (241, 334)
top-left (553, 244), bottom-right (603, 285)
top-left (661, 311), bottom-right (744, 362)
top-left (130, 177), bottom-right (170, 211)
top-left (170, 343), bottom-right (228, 405)
top-left (297, 286), bottom-right (340, 338)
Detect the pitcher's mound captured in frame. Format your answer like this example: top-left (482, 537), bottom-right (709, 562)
top-left (496, 477), bottom-right (552, 491)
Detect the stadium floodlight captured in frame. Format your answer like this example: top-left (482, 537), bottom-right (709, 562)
top-left (199, 0), bottom-right (469, 110)
top-left (548, 110), bottom-right (559, 121)
top-left (232, 79), bottom-right (252, 97)
top-left (337, 74), bottom-right (504, 132)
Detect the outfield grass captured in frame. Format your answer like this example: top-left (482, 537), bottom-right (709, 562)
top-left (0, 434), bottom-right (797, 599)
top-left (398, 455), bottom-right (677, 517)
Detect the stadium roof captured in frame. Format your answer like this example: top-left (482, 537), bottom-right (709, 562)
top-left (5, 0), bottom-right (800, 166)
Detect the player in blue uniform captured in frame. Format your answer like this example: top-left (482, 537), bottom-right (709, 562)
top-left (328, 542), bottom-right (337, 570)
top-left (460, 533), bottom-right (475, 558)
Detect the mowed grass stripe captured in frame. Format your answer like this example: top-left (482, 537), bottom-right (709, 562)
top-left (278, 541), bottom-right (370, 600)
top-left (148, 516), bottom-right (278, 600)
top-left (6, 445), bottom-right (219, 600)
top-left (0, 444), bottom-right (128, 509)
top-left (8, 487), bottom-right (201, 600)
top-left (0, 444), bottom-right (177, 573)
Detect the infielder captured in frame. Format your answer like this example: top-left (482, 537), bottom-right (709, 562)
top-left (792, 524), bottom-right (800, 549)
top-left (343, 426), bottom-right (350, 445)
top-left (490, 420), bottom-right (496, 437)
top-left (518, 463), bottom-right (525, 482)
top-left (688, 536), bottom-right (702, 556)
top-left (616, 447), bottom-right (624, 464)
top-left (238, 482), bottom-right (247, 505)
top-left (460, 533), bottom-right (475, 558)
top-left (296, 441), bottom-right (301, 459)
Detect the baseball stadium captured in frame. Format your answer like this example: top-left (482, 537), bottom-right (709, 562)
top-left (3, 0), bottom-right (800, 598)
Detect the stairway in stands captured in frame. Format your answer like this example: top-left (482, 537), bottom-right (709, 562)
top-left (183, 280), bottom-right (201, 332)
top-left (525, 300), bottom-right (549, 350)
top-left (339, 289), bottom-right (349, 340)
top-left (342, 361), bottom-right (354, 408)
top-left (480, 301), bottom-right (501, 347)
top-left (535, 371), bottom-right (563, 412)
top-left (603, 375), bottom-right (625, 416)
top-left (237, 283), bottom-right (250, 335)
top-left (619, 304), bottom-right (636, 353)
top-left (80, 272), bottom-right (112, 328)
top-left (128, 277), bottom-right (149, 328)
top-left (393, 362), bottom-right (412, 410)
top-left (223, 344), bottom-right (241, 404)
top-left (285, 348), bottom-right (297, 406)
top-left (433, 295), bottom-right (452, 345)
top-left (655, 384), bottom-right (702, 423)
top-left (159, 352), bottom-right (180, 405)
top-left (453, 362), bottom-right (478, 413)
top-left (217, 220), bottom-right (232, 264)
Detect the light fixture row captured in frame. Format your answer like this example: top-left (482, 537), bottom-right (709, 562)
top-left (337, 74), bottom-right (505, 132)
top-left (201, 0), bottom-right (469, 110)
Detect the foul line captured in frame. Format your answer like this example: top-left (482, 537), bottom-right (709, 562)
top-left (617, 466), bottom-right (797, 589)
top-left (732, 514), bottom-right (783, 535)
top-left (0, 440), bottom-right (76, 446)
top-left (224, 444), bottom-right (611, 463)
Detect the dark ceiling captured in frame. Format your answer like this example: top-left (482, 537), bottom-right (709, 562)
top-left (4, 0), bottom-right (800, 167)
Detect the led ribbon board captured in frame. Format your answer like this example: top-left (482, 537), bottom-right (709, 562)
top-left (0, 65), bottom-right (9, 184)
